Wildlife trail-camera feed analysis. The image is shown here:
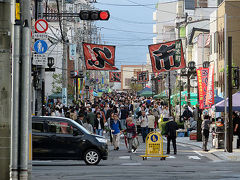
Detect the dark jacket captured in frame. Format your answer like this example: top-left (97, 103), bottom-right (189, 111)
top-left (120, 109), bottom-right (128, 119)
top-left (165, 120), bottom-right (178, 137)
top-left (182, 109), bottom-right (193, 120)
top-left (94, 117), bottom-right (104, 130)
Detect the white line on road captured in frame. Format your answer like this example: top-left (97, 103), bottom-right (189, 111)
top-left (167, 156), bottom-right (176, 159)
top-left (121, 163), bottom-right (142, 166)
top-left (119, 156), bottom-right (130, 159)
top-left (188, 156), bottom-right (201, 160)
top-left (194, 151), bottom-right (204, 157)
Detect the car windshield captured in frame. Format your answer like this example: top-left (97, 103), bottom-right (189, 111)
top-left (70, 119), bottom-right (91, 135)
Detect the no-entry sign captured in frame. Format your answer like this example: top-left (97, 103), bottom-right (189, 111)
top-left (35, 19), bottom-right (48, 33)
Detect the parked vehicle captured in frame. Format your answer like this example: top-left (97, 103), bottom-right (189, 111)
top-left (32, 116), bottom-right (108, 165)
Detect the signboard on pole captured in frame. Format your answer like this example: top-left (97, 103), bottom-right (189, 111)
top-left (62, 88), bottom-right (67, 106)
top-left (33, 54), bottom-right (47, 65)
top-left (69, 44), bottom-right (76, 61)
top-left (33, 33), bottom-right (48, 39)
top-left (196, 68), bottom-right (210, 109)
top-left (206, 64), bottom-right (214, 106)
top-left (34, 40), bottom-right (48, 54)
top-left (35, 19), bottom-right (48, 33)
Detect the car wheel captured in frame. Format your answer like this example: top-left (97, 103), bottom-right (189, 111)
top-left (84, 149), bottom-right (101, 165)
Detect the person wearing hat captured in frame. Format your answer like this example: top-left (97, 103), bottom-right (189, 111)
top-left (165, 116), bottom-right (178, 154)
top-left (182, 105), bottom-right (193, 130)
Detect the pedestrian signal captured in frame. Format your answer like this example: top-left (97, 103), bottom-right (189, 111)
top-left (79, 10), bottom-right (110, 21)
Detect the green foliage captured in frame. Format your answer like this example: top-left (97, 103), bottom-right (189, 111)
top-left (129, 83), bottom-right (143, 92)
top-left (52, 73), bottom-right (62, 94)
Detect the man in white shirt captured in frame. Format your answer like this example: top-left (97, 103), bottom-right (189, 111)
top-left (138, 111), bottom-right (148, 143)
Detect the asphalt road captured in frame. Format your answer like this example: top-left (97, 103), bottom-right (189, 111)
top-left (32, 140), bottom-right (240, 180)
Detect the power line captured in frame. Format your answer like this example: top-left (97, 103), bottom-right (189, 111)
top-left (111, 16), bottom-right (175, 25)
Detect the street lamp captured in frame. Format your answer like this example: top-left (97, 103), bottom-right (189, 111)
top-left (203, 61), bottom-right (210, 68)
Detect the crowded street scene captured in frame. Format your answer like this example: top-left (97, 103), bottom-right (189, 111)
top-left (1, 0), bottom-right (240, 179)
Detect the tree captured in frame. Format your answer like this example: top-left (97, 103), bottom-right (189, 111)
top-left (52, 73), bottom-right (62, 94)
top-left (129, 83), bottom-right (143, 92)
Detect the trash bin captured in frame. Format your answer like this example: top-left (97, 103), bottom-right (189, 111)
top-left (233, 136), bottom-right (238, 149)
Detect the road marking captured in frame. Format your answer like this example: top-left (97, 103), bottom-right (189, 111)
top-left (188, 156), bottom-right (201, 160)
top-left (167, 156), bottom-right (176, 159)
top-left (194, 151), bottom-right (204, 157)
top-left (119, 156), bottom-right (130, 159)
top-left (178, 144), bottom-right (187, 147)
top-left (121, 163), bottom-right (142, 166)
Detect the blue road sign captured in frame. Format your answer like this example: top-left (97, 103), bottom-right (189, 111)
top-left (150, 134), bottom-right (158, 142)
top-left (34, 40), bottom-right (48, 54)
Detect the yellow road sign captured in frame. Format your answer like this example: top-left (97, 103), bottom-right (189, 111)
top-left (140, 131), bottom-right (168, 160)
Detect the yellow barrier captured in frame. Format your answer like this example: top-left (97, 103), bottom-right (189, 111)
top-left (140, 131), bottom-right (168, 160)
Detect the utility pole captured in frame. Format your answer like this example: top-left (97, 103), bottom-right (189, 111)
top-left (62, 0), bottom-right (68, 106)
top-left (227, 36), bottom-right (233, 152)
top-left (0, 1), bottom-right (12, 179)
top-left (20, 0), bottom-right (32, 179)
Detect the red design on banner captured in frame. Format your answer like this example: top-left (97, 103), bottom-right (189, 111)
top-left (148, 39), bottom-right (186, 73)
top-left (83, 43), bottom-right (118, 70)
top-left (197, 68), bottom-right (210, 109)
top-left (109, 72), bottom-right (121, 82)
top-left (137, 71), bottom-right (149, 82)
top-left (206, 64), bottom-right (214, 106)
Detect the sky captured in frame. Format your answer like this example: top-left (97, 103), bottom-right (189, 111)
top-left (95, 0), bottom-right (162, 69)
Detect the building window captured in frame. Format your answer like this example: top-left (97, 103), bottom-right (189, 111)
top-left (195, 0), bottom-right (208, 8)
top-left (125, 78), bottom-right (131, 86)
top-left (134, 69), bottom-right (141, 77)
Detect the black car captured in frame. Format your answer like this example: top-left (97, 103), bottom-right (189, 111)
top-left (32, 116), bottom-right (108, 165)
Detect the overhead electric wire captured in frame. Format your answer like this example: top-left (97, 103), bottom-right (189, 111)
top-left (111, 16), bottom-right (175, 25)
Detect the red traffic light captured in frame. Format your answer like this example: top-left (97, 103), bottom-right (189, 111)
top-left (99, 11), bottom-right (110, 20)
top-left (79, 10), bottom-right (110, 21)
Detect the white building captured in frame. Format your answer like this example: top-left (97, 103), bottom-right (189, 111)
top-left (153, 0), bottom-right (177, 44)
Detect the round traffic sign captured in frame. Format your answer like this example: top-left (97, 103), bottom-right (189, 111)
top-left (35, 19), bottom-right (48, 33)
top-left (34, 40), bottom-right (48, 54)
top-left (150, 134), bottom-right (158, 142)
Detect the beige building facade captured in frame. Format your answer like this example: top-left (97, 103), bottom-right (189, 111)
top-left (121, 65), bottom-right (152, 90)
top-left (217, 0), bottom-right (240, 92)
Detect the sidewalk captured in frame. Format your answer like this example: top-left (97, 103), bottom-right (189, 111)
top-left (176, 136), bottom-right (240, 161)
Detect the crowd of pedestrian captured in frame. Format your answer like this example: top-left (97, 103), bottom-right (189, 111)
top-left (43, 91), bottom-right (240, 153)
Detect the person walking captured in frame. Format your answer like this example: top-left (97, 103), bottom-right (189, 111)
top-left (201, 114), bottom-right (211, 151)
top-left (110, 113), bottom-right (122, 150)
top-left (138, 111), bottom-right (149, 143)
top-left (94, 112), bottom-right (104, 136)
top-left (182, 105), bottom-right (193, 130)
top-left (148, 109), bottom-right (155, 132)
top-left (83, 117), bottom-right (94, 133)
top-left (126, 117), bottom-right (137, 153)
top-left (165, 116), bottom-right (178, 154)
top-left (119, 105), bottom-right (129, 130)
